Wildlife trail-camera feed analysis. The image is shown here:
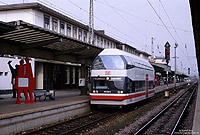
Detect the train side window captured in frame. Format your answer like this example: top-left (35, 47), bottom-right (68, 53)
top-left (149, 81), bottom-right (154, 89)
top-left (135, 81), bottom-right (139, 92)
top-left (139, 81), bottom-right (145, 91)
top-left (124, 56), bottom-right (134, 69)
top-left (127, 78), bottom-right (132, 93)
top-left (132, 81), bottom-right (135, 92)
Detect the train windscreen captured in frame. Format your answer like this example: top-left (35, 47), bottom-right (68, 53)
top-left (93, 77), bottom-right (125, 91)
top-left (92, 55), bottom-right (125, 70)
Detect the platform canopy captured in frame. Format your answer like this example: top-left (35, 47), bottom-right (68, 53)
top-left (0, 20), bottom-right (103, 64)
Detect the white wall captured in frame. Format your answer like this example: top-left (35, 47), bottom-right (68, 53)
top-left (0, 57), bottom-right (35, 90)
top-left (34, 10), bottom-right (43, 27)
top-left (0, 9), bottom-right (34, 24)
top-left (35, 62), bottom-right (43, 89)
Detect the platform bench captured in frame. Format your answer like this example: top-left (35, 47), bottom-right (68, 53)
top-left (33, 90), bottom-right (55, 101)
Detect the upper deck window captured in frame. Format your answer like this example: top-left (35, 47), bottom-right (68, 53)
top-left (83, 31), bottom-right (87, 42)
top-left (73, 26), bottom-right (77, 39)
top-left (52, 18), bottom-right (58, 32)
top-left (67, 24), bottom-right (71, 37)
top-left (78, 29), bottom-right (82, 40)
top-left (60, 21), bottom-right (65, 34)
top-left (92, 55), bottom-right (125, 70)
top-left (44, 15), bottom-right (50, 29)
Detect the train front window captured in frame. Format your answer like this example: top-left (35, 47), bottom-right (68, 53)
top-left (93, 77), bottom-right (125, 90)
top-left (92, 55), bottom-right (125, 70)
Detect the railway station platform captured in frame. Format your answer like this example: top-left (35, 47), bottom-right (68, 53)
top-left (0, 89), bottom-right (90, 135)
top-left (192, 81), bottom-right (200, 134)
top-left (0, 82), bottom-right (190, 135)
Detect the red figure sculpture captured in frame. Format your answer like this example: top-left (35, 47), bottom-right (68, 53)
top-left (24, 57), bottom-right (35, 103)
top-left (14, 57), bottom-right (36, 104)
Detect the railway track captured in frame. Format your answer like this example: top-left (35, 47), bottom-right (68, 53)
top-left (23, 111), bottom-right (118, 135)
top-left (134, 82), bottom-right (197, 135)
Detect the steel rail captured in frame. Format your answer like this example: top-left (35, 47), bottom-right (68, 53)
top-left (24, 112), bottom-right (93, 135)
top-left (59, 112), bottom-right (118, 135)
top-left (25, 111), bottom-right (118, 135)
top-left (170, 83), bottom-right (197, 135)
top-left (134, 82), bottom-right (196, 135)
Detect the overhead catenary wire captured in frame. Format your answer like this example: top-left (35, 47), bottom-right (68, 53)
top-left (159, 0), bottom-right (192, 66)
top-left (67, 0), bottom-right (150, 50)
top-left (95, 0), bottom-right (192, 33)
top-left (146, 0), bottom-right (177, 42)
top-left (104, 0), bottom-right (150, 39)
top-left (39, 0), bottom-right (140, 47)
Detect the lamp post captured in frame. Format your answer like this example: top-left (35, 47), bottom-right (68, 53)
top-left (174, 43), bottom-right (178, 94)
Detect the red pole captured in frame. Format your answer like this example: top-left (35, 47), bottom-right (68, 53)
top-left (155, 74), bottom-right (158, 86)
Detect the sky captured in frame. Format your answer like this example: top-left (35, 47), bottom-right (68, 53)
top-left (0, 0), bottom-right (198, 77)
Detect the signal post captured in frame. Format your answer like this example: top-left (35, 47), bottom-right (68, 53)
top-left (165, 42), bottom-right (171, 97)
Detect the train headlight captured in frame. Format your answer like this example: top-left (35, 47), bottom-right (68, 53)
top-left (117, 91), bottom-right (123, 94)
top-left (106, 77), bottom-right (110, 80)
top-left (93, 90), bottom-right (98, 93)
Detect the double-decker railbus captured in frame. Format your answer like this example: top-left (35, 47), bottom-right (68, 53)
top-left (90, 49), bottom-right (155, 107)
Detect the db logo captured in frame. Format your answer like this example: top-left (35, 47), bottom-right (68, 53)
top-left (105, 71), bottom-right (111, 75)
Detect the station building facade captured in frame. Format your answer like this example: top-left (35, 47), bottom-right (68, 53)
top-left (0, 2), bottom-right (151, 90)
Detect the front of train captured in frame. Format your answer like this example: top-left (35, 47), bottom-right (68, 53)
top-left (90, 50), bottom-right (129, 106)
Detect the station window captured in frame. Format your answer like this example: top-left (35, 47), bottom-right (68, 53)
top-left (113, 43), bottom-right (116, 48)
top-left (60, 21), bottom-right (65, 35)
top-left (116, 45), bottom-right (123, 50)
top-left (78, 29), bottom-right (82, 40)
top-left (52, 18), bottom-right (58, 32)
top-left (93, 35), bottom-right (96, 45)
top-left (83, 31), bottom-right (87, 42)
top-left (107, 41), bottom-right (110, 48)
top-left (5, 72), bottom-right (8, 76)
top-left (101, 38), bottom-right (103, 47)
top-left (44, 15), bottom-right (50, 29)
top-left (110, 42), bottom-right (113, 48)
top-left (97, 36), bottom-right (100, 46)
top-left (72, 67), bottom-right (75, 84)
top-left (73, 26), bottom-right (77, 39)
top-left (65, 67), bottom-right (70, 84)
top-left (67, 24), bottom-right (71, 37)
top-left (104, 40), bottom-right (107, 48)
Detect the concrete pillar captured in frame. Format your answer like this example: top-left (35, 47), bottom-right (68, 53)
top-left (80, 64), bottom-right (88, 95)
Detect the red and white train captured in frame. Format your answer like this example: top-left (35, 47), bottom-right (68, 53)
top-left (90, 49), bottom-right (155, 107)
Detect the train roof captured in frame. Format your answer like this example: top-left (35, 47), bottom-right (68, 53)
top-left (99, 49), bottom-right (153, 68)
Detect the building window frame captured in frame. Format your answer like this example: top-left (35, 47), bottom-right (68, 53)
top-left (52, 18), bottom-right (58, 32)
top-left (78, 28), bottom-right (82, 40)
top-left (73, 26), bottom-right (77, 39)
top-left (60, 21), bottom-right (65, 35)
top-left (67, 24), bottom-right (71, 37)
top-left (44, 15), bottom-right (50, 29)
top-left (101, 38), bottom-right (103, 47)
top-left (83, 31), bottom-right (87, 42)
top-left (104, 40), bottom-right (107, 48)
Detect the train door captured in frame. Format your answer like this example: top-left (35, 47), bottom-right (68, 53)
top-left (145, 74), bottom-right (149, 98)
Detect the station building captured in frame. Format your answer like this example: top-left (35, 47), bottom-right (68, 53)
top-left (0, 2), bottom-right (150, 91)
